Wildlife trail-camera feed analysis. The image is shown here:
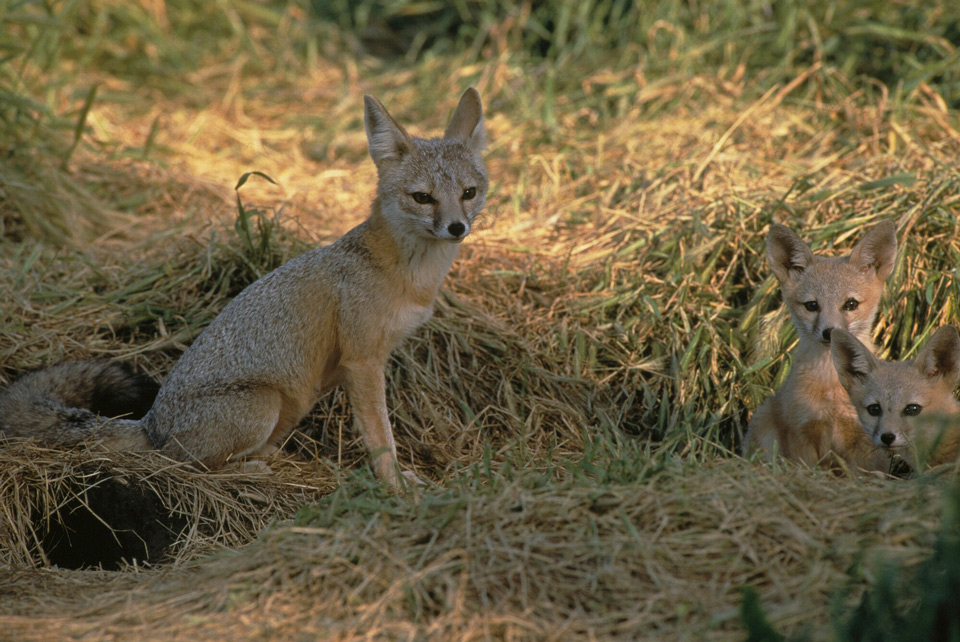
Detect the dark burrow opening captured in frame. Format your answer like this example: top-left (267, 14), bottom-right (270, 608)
top-left (35, 473), bottom-right (187, 570)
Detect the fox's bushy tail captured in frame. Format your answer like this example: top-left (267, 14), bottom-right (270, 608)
top-left (0, 361), bottom-right (158, 450)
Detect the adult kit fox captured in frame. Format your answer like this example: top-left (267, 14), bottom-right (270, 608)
top-left (742, 221), bottom-right (898, 471)
top-left (0, 88), bottom-right (488, 487)
top-left (831, 325), bottom-right (960, 470)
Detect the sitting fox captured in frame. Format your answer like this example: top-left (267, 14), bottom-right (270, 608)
top-left (0, 88), bottom-right (489, 487)
top-left (831, 325), bottom-right (960, 470)
top-left (742, 221), bottom-right (898, 471)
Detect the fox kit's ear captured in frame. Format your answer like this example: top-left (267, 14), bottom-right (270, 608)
top-left (444, 87), bottom-right (486, 153)
top-left (364, 95), bottom-right (413, 168)
top-left (849, 220), bottom-right (898, 281)
top-left (915, 325), bottom-right (960, 384)
top-left (767, 223), bottom-right (815, 283)
top-left (831, 328), bottom-right (877, 391)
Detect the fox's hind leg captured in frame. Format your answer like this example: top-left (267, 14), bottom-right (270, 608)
top-left (152, 387), bottom-right (284, 469)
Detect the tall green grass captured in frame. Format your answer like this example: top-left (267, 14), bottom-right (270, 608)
top-left (311, 1), bottom-right (960, 108)
top-left (5, 1), bottom-right (958, 138)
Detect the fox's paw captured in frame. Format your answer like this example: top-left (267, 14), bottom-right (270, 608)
top-left (379, 469), bottom-right (426, 495)
top-left (237, 459), bottom-right (273, 474)
top-left (401, 469), bottom-right (426, 487)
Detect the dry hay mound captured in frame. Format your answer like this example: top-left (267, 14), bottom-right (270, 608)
top-left (0, 440), bottom-right (335, 570)
top-left (0, 457), bottom-right (952, 641)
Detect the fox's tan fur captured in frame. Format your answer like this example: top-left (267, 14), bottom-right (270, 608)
top-left (742, 221), bottom-right (898, 471)
top-left (0, 88), bottom-right (488, 487)
top-left (832, 325), bottom-right (960, 470)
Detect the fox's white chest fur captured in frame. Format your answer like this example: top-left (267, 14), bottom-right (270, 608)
top-left (787, 345), bottom-right (859, 422)
top-left (385, 240), bottom-right (458, 347)
top-left (387, 304), bottom-right (433, 348)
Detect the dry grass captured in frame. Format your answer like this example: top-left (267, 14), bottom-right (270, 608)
top-left (1, 458), bottom-right (953, 641)
top-left (2, 2), bottom-right (960, 640)
top-left (0, 441), bottom-right (335, 569)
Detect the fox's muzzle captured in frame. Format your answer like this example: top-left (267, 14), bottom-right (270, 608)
top-left (434, 218), bottom-right (470, 241)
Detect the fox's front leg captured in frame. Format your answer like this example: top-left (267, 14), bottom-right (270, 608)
top-left (343, 360), bottom-right (421, 489)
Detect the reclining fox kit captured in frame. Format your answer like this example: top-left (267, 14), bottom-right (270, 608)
top-left (0, 88), bottom-right (488, 487)
top-left (742, 221), bottom-right (899, 471)
top-left (831, 325), bottom-right (960, 470)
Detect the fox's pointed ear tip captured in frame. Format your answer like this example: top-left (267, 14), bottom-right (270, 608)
top-left (941, 325), bottom-right (960, 341)
top-left (869, 219), bottom-right (898, 240)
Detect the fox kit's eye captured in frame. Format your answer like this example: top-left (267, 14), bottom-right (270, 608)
top-left (411, 192), bottom-right (435, 205)
top-left (462, 187), bottom-right (477, 200)
top-left (843, 298), bottom-right (859, 312)
top-left (904, 404), bottom-right (922, 416)
top-left (866, 404), bottom-right (882, 417)
top-left (804, 301), bottom-right (820, 312)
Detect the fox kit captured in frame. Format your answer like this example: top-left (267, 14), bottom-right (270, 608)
top-left (742, 221), bottom-right (898, 471)
top-left (0, 88), bottom-right (488, 487)
top-left (831, 326), bottom-right (960, 470)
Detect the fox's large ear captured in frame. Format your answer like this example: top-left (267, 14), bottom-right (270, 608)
top-left (831, 328), bottom-right (878, 391)
top-left (444, 88), bottom-right (486, 153)
top-left (915, 325), bottom-right (960, 384)
top-left (849, 220), bottom-right (898, 281)
top-left (766, 224), bottom-right (815, 283)
top-left (364, 95), bottom-right (413, 168)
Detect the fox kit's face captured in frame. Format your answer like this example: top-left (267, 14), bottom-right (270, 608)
top-left (778, 257), bottom-right (885, 346)
top-left (364, 89), bottom-right (488, 243)
top-left (831, 326), bottom-right (960, 466)
top-left (767, 222), bottom-right (898, 346)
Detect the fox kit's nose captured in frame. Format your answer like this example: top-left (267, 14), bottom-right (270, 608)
top-left (447, 221), bottom-right (466, 238)
top-left (822, 328), bottom-right (833, 342)
top-left (880, 432), bottom-right (896, 446)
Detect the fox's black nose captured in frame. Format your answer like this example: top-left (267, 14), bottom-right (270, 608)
top-left (880, 432), bottom-right (896, 446)
top-left (447, 222), bottom-right (466, 238)
top-left (822, 328), bottom-right (832, 342)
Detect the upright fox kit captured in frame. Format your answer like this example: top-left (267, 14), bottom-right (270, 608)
top-left (0, 88), bottom-right (488, 487)
top-left (742, 221), bottom-right (898, 470)
top-left (831, 326), bottom-right (960, 470)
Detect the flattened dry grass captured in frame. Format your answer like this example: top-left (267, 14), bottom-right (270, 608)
top-left (0, 459), bottom-right (952, 641)
top-left (2, 1), bottom-right (960, 640)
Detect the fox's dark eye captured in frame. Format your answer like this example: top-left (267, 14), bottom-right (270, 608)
top-left (411, 192), bottom-right (435, 205)
top-left (866, 404), bottom-right (882, 417)
top-left (462, 187), bottom-right (477, 200)
top-left (904, 404), bottom-right (922, 417)
top-left (843, 299), bottom-right (859, 312)
top-left (804, 301), bottom-right (820, 312)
